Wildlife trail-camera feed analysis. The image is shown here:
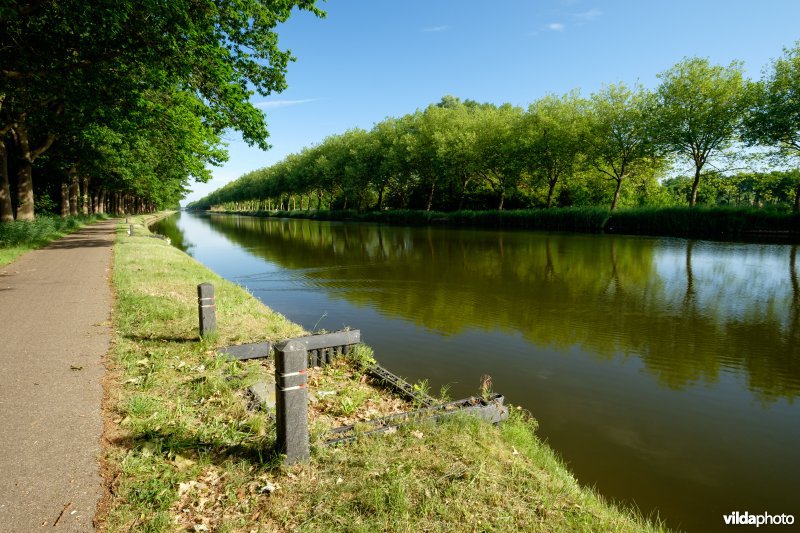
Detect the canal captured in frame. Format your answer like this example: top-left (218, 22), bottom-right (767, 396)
top-left (154, 211), bottom-right (800, 532)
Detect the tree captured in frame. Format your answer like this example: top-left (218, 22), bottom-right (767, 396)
top-left (744, 43), bottom-right (800, 210)
top-left (584, 84), bottom-right (660, 210)
top-left (432, 100), bottom-right (483, 210)
top-left (0, 0), bottom-right (323, 220)
top-left (650, 57), bottom-right (746, 207)
top-left (520, 93), bottom-right (585, 208)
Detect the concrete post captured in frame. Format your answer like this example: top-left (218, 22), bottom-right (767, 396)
top-left (197, 283), bottom-right (216, 337)
top-left (275, 340), bottom-right (310, 464)
top-left (128, 224), bottom-right (134, 237)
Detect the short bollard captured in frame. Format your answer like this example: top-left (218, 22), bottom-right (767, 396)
top-left (128, 224), bottom-right (134, 237)
top-left (197, 283), bottom-right (216, 337)
top-left (275, 340), bottom-right (310, 464)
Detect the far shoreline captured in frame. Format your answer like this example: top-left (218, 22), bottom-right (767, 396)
top-left (186, 206), bottom-right (800, 244)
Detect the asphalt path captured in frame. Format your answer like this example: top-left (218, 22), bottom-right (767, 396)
top-left (0, 220), bottom-right (116, 531)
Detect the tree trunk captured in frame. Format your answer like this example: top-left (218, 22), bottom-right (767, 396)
top-left (426, 181), bottom-right (435, 212)
top-left (60, 181), bottom-right (70, 217)
top-left (68, 166), bottom-right (79, 216)
top-left (376, 183), bottom-right (385, 210)
top-left (0, 138), bottom-right (12, 223)
top-left (458, 175), bottom-right (471, 211)
top-left (610, 179), bottom-right (623, 211)
top-left (10, 120), bottom-right (56, 221)
top-left (81, 175), bottom-right (89, 215)
top-left (689, 167), bottom-right (701, 207)
top-left (16, 161), bottom-right (35, 221)
top-left (794, 183), bottom-right (800, 213)
top-left (497, 189), bottom-right (505, 211)
top-left (546, 179), bottom-right (557, 208)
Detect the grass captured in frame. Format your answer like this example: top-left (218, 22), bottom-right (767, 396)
top-left (215, 205), bottom-right (800, 240)
top-left (0, 213), bottom-right (109, 265)
top-left (605, 205), bottom-right (800, 239)
top-left (100, 214), bottom-right (667, 532)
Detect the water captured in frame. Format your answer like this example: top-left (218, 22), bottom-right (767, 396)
top-left (154, 212), bottom-right (800, 532)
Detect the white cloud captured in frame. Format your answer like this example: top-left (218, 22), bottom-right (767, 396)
top-left (253, 98), bottom-right (320, 109)
top-left (422, 25), bottom-right (449, 32)
top-left (574, 8), bottom-right (602, 20)
top-left (546, 23), bottom-right (566, 31)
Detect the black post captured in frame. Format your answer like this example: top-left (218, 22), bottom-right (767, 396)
top-left (197, 283), bottom-right (216, 337)
top-left (275, 340), bottom-right (310, 464)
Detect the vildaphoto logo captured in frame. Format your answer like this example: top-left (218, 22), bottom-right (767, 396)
top-left (723, 512), bottom-right (795, 527)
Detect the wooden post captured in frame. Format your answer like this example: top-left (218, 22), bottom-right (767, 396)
top-left (197, 283), bottom-right (216, 337)
top-left (128, 224), bottom-right (134, 237)
top-left (275, 340), bottom-right (309, 464)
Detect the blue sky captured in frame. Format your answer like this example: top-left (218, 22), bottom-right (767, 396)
top-left (183, 0), bottom-right (800, 204)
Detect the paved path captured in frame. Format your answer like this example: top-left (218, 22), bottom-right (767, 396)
top-left (0, 220), bottom-right (117, 531)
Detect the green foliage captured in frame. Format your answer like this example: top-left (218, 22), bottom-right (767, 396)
top-left (0, 0), bottom-right (324, 220)
top-left (584, 84), bottom-right (662, 209)
top-left (606, 206), bottom-right (800, 238)
top-left (188, 46), bottom-right (800, 215)
top-left (0, 214), bottom-right (105, 247)
top-left (649, 57), bottom-right (747, 206)
top-left (745, 42), bottom-right (800, 158)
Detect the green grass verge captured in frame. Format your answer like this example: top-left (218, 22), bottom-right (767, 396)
top-left (101, 214), bottom-right (667, 532)
top-left (0, 214), bottom-right (110, 266)
top-left (213, 205), bottom-right (800, 240)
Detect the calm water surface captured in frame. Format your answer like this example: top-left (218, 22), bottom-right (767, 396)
top-left (154, 212), bottom-right (800, 532)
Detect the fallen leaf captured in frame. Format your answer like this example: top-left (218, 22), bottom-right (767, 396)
top-left (384, 426), bottom-right (397, 435)
top-left (173, 454), bottom-right (196, 469)
top-left (140, 441), bottom-right (157, 457)
top-left (512, 447), bottom-right (520, 456)
top-left (411, 430), bottom-right (424, 440)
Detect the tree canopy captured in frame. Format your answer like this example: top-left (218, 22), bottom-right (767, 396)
top-left (192, 45), bottom-right (800, 213)
top-left (0, 0), bottom-right (323, 221)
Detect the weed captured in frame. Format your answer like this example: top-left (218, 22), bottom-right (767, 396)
top-left (479, 374), bottom-right (494, 400)
top-left (0, 214), bottom-right (110, 266)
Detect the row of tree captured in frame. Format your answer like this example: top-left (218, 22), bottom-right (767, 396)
top-left (191, 45), bottom-right (800, 213)
top-left (0, 0), bottom-right (323, 222)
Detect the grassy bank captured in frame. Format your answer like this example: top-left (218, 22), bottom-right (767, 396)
top-left (604, 206), bottom-right (800, 239)
top-left (101, 214), bottom-right (665, 532)
top-left (0, 214), bottom-right (110, 266)
top-left (210, 205), bottom-right (800, 240)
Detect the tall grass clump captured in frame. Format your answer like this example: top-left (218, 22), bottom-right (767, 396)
top-left (0, 214), bottom-right (108, 265)
top-left (606, 206), bottom-right (800, 238)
